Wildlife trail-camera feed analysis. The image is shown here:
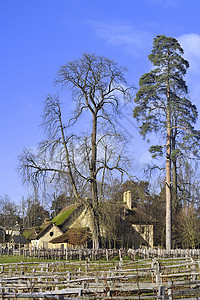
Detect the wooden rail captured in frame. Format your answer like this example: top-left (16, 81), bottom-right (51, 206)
top-left (128, 248), bottom-right (200, 259)
top-left (22, 248), bottom-right (123, 261)
top-left (1, 250), bottom-right (200, 298)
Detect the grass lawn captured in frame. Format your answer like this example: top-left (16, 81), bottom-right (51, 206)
top-left (0, 255), bottom-right (55, 264)
top-left (0, 254), bottom-right (133, 264)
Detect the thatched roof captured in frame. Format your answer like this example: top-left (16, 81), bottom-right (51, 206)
top-left (22, 222), bottom-right (51, 241)
top-left (51, 204), bottom-right (79, 226)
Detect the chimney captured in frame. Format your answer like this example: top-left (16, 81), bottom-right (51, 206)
top-left (123, 190), bottom-right (132, 210)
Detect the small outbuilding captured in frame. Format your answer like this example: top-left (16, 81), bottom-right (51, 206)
top-left (10, 235), bottom-right (28, 249)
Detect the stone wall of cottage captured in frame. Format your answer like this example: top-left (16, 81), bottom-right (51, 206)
top-left (132, 224), bottom-right (153, 248)
top-left (69, 208), bottom-right (92, 229)
top-left (32, 224), bottom-right (63, 249)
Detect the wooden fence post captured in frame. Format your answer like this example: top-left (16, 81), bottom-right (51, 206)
top-left (191, 258), bottom-right (197, 281)
top-left (57, 296), bottom-right (64, 300)
top-left (168, 280), bottom-right (173, 300)
top-left (66, 248), bottom-right (68, 260)
top-left (85, 261), bottom-right (88, 275)
top-left (155, 261), bottom-right (162, 283)
top-left (67, 271), bottom-right (71, 282)
top-left (105, 249), bottom-right (108, 261)
top-left (46, 263), bottom-right (49, 272)
top-left (157, 286), bottom-right (166, 299)
top-left (21, 261), bottom-right (24, 275)
top-left (79, 250), bottom-right (82, 261)
top-left (119, 249), bottom-right (123, 262)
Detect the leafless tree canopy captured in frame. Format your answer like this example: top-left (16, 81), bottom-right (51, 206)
top-left (18, 53), bottom-right (133, 248)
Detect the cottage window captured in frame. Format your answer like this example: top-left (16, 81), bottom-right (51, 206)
top-left (50, 232), bottom-right (54, 237)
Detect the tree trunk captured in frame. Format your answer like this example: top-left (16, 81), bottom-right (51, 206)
top-left (92, 217), bottom-right (100, 249)
top-left (89, 205), bottom-right (101, 249)
top-left (91, 113), bottom-right (98, 206)
top-left (166, 75), bottom-right (172, 251)
top-left (90, 112), bottom-right (101, 249)
top-left (166, 143), bottom-right (172, 251)
top-left (171, 122), bottom-right (178, 212)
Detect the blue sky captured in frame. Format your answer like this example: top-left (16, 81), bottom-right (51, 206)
top-left (1, 0), bottom-right (200, 203)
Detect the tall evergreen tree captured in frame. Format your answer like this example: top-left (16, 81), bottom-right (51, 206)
top-left (133, 35), bottom-right (200, 250)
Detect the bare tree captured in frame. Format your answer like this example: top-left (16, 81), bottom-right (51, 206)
top-left (0, 195), bottom-right (20, 228)
top-left (177, 204), bottom-right (200, 249)
top-left (18, 53), bottom-right (133, 249)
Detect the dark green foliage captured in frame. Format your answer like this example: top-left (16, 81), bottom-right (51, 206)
top-left (134, 35), bottom-right (200, 249)
top-left (110, 179), bottom-right (151, 207)
top-left (26, 200), bottom-right (49, 227)
top-left (149, 145), bottom-right (164, 158)
top-left (134, 34), bottom-right (200, 182)
top-left (134, 35), bottom-right (199, 150)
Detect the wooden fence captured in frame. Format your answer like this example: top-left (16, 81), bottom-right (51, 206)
top-left (22, 248), bottom-right (123, 261)
top-left (128, 248), bottom-right (200, 259)
top-left (0, 256), bottom-right (200, 298)
top-left (4, 247), bottom-right (200, 261)
top-left (1, 249), bottom-right (200, 298)
top-left (14, 247), bottom-right (200, 261)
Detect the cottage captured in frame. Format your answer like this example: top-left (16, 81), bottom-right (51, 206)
top-left (26, 191), bottom-right (154, 249)
top-left (31, 223), bottom-right (63, 249)
top-left (50, 227), bottom-right (92, 249)
top-left (122, 190), bottom-right (154, 248)
top-left (9, 235), bottom-right (28, 249)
